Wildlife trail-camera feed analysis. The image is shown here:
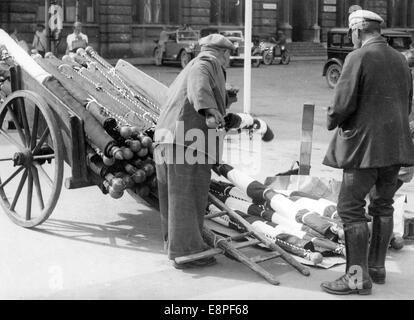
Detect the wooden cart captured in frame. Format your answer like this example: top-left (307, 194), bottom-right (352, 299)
top-left (0, 63), bottom-right (161, 228)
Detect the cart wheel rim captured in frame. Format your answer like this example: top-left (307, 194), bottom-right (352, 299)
top-left (0, 90), bottom-right (63, 228)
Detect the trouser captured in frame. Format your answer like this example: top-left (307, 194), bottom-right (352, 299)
top-left (154, 144), bottom-right (212, 259)
top-left (337, 166), bottom-right (401, 224)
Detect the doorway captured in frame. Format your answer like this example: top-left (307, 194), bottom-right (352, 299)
top-left (291, 0), bottom-right (311, 41)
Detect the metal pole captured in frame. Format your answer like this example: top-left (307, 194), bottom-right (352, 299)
top-left (243, 0), bottom-right (252, 114)
top-left (45, 0), bottom-right (50, 52)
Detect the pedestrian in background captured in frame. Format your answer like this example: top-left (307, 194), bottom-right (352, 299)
top-left (321, 9), bottom-right (414, 295)
top-left (32, 24), bottom-right (47, 57)
top-left (65, 21), bottom-right (88, 55)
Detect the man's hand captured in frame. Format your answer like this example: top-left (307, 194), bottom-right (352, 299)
top-left (204, 108), bottom-right (225, 129)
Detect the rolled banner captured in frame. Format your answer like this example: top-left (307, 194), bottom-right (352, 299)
top-left (214, 163), bottom-right (344, 241)
top-left (32, 55), bottom-right (118, 157)
top-left (288, 195), bottom-right (340, 221)
top-left (206, 204), bottom-right (323, 264)
top-left (224, 113), bottom-right (274, 141)
top-left (266, 189), bottom-right (344, 241)
top-left (73, 51), bottom-right (160, 124)
top-left (0, 29), bottom-right (49, 83)
top-left (214, 163), bottom-right (267, 204)
top-left (212, 191), bottom-right (307, 238)
top-left (217, 191), bottom-right (345, 256)
top-left (210, 180), bottom-right (253, 202)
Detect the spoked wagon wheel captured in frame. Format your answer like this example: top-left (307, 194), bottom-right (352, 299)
top-left (0, 90), bottom-right (63, 228)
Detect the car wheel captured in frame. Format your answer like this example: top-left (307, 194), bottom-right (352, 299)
top-left (280, 52), bottom-right (291, 65)
top-left (154, 47), bottom-right (163, 66)
top-left (180, 51), bottom-right (191, 69)
top-left (326, 63), bottom-right (342, 89)
top-left (263, 52), bottom-right (273, 65)
top-left (252, 55), bottom-right (261, 68)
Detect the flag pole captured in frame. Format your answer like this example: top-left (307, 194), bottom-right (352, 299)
top-left (243, 0), bottom-right (252, 114)
top-left (45, 0), bottom-right (50, 52)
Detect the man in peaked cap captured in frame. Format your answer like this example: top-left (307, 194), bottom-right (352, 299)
top-left (321, 9), bottom-right (414, 295)
top-left (154, 34), bottom-right (236, 269)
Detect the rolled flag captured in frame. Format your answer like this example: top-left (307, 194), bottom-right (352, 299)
top-left (207, 204), bottom-right (323, 264)
top-left (212, 191), bottom-right (305, 238)
top-left (288, 194), bottom-right (340, 221)
top-left (214, 163), bottom-right (344, 241)
top-left (214, 163), bottom-right (267, 204)
top-left (265, 189), bottom-right (344, 242)
top-left (224, 113), bottom-right (274, 141)
top-left (214, 192), bottom-right (346, 256)
top-left (210, 179), bottom-right (253, 203)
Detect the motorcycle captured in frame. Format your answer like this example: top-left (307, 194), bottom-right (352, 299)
top-left (259, 40), bottom-right (291, 65)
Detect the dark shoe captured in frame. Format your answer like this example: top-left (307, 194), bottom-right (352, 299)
top-left (173, 257), bottom-right (217, 270)
top-left (368, 216), bottom-right (393, 284)
top-left (321, 222), bottom-right (372, 295)
top-left (321, 274), bottom-right (372, 295)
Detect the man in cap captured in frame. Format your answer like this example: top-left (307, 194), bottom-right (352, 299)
top-left (154, 34), bottom-right (235, 269)
top-left (321, 9), bottom-right (414, 295)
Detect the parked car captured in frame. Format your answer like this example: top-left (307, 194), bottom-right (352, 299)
top-left (200, 28), bottom-right (262, 67)
top-left (259, 38), bottom-right (291, 65)
top-left (153, 29), bottom-right (200, 69)
top-left (323, 28), bottom-right (413, 88)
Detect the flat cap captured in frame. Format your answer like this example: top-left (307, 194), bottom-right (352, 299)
top-left (349, 9), bottom-right (384, 30)
top-left (199, 34), bottom-right (235, 51)
top-left (348, 5), bottom-right (362, 14)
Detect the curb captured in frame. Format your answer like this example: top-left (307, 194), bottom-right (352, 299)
top-left (106, 56), bottom-right (326, 66)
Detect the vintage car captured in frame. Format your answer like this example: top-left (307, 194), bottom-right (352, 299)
top-left (153, 29), bottom-right (200, 69)
top-left (323, 28), bottom-right (413, 88)
top-left (200, 28), bottom-right (262, 67)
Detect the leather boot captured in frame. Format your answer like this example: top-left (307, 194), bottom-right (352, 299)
top-left (368, 216), bottom-right (393, 284)
top-left (321, 222), bottom-right (372, 295)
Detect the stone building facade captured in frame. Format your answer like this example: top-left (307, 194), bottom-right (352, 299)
top-left (0, 0), bottom-right (413, 58)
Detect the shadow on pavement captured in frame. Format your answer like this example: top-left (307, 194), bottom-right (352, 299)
top-left (33, 210), bottom-right (164, 254)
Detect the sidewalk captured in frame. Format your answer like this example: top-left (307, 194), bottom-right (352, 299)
top-left (106, 55), bottom-right (327, 67)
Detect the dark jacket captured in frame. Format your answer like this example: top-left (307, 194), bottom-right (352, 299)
top-left (323, 35), bottom-right (414, 169)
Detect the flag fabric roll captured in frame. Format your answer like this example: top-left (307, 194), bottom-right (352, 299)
top-left (206, 204), bottom-right (323, 264)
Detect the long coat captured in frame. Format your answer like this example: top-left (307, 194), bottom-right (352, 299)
top-left (323, 36), bottom-right (414, 169)
top-left (154, 49), bottom-right (228, 164)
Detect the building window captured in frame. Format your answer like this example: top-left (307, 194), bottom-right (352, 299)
top-left (210, 0), bottom-right (244, 25)
top-left (132, 0), bottom-right (181, 24)
top-left (36, 0), bottom-right (96, 24)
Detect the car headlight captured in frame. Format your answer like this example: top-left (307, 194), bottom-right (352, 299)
top-left (189, 43), bottom-right (195, 50)
top-left (233, 42), bottom-right (239, 48)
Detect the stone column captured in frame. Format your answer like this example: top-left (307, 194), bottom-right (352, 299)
top-left (279, 0), bottom-right (292, 42)
top-left (402, 0), bottom-right (408, 28)
top-left (312, 0), bottom-right (320, 43)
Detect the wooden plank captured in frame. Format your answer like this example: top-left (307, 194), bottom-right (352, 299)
top-left (299, 103), bottom-right (315, 175)
top-left (174, 247), bottom-right (223, 264)
top-left (250, 251), bottom-right (282, 264)
top-left (233, 239), bottom-right (261, 249)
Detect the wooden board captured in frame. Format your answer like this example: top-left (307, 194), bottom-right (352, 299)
top-left (299, 103), bottom-right (315, 175)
